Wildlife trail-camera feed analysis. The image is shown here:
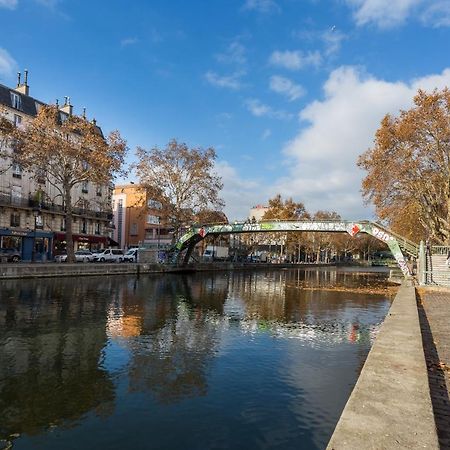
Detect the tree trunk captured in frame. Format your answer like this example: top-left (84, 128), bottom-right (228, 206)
top-left (64, 186), bottom-right (75, 263)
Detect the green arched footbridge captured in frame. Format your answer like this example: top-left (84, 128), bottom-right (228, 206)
top-left (173, 220), bottom-right (418, 277)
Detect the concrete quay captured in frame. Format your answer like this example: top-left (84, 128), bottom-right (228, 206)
top-left (418, 288), bottom-right (450, 449)
top-left (0, 261), bottom-right (335, 280)
top-left (327, 282), bottom-right (439, 449)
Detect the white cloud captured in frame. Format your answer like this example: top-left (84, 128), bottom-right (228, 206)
top-left (245, 98), bottom-right (292, 119)
top-left (273, 66), bottom-right (450, 218)
top-left (0, 48), bottom-right (17, 78)
top-left (345, 0), bottom-right (423, 27)
top-left (422, 1), bottom-right (450, 27)
top-left (120, 37), bottom-right (139, 47)
top-left (216, 41), bottom-right (246, 65)
top-left (216, 161), bottom-right (263, 220)
top-left (0, 0), bottom-right (17, 8)
top-left (261, 129), bottom-right (272, 140)
top-left (270, 75), bottom-right (305, 101)
top-left (242, 0), bottom-right (280, 14)
top-left (205, 71), bottom-right (245, 90)
top-left (269, 50), bottom-right (322, 70)
top-left (322, 29), bottom-right (346, 56)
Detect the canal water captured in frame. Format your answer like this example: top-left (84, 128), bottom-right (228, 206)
top-left (0, 268), bottom-right (392, 450)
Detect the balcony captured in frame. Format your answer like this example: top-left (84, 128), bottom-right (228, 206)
top-left (0, 193), bottom-right (112, 221)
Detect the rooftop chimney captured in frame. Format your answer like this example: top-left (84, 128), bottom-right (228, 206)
top-left (59, 96), bottom-right (73, 115)
top-left (14, 69), bottom-right (29, 96)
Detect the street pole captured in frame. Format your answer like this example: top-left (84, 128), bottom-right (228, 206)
top-left (32, 208), bottom-right (39, 262)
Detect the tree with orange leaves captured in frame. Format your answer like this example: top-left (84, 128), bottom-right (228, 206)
top-left (11, 105), bottom-right (127, 262)
top-left (358, 88), bottom-right (450, 244)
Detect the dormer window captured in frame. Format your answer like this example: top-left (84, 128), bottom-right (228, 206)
top-left (81, 181), bottom-right (88, 193)
top-left (11, 92), bottom-right (22, 110)
top-left (14, 114), bottom-right (22, 126)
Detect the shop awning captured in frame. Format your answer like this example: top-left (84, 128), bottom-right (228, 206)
top-left (54, 232), bottom-right (108, 244)
top-left (107, 236), bottom-right (120, 247)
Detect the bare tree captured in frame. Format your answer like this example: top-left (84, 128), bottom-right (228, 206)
top-left (135, 139), bottom-right (224, 238)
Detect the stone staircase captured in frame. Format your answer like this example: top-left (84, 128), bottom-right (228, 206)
top-left (427, 254), bottom-right (450, 286)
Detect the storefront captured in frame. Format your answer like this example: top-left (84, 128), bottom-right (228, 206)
top-left (0, 228), bottom-right (53, 262)
top-left (53, 232), bottom-right (108, 254)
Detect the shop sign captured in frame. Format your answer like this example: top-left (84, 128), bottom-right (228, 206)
top-left (11, 230), bottom-right (28, 237)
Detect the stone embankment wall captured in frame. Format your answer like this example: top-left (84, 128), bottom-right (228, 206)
top-left (327, 282), bottom-right (439, 449)
top-left (0, 262), bottom-right (335, 279)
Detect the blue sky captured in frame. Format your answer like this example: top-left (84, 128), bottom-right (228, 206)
top-left (1, 0), bottom-right (449, 220)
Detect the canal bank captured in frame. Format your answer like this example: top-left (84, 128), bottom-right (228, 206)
top-left (0, 261), bottom-right (337, 279)
top-left (327, 282), bottom-right (439, 449)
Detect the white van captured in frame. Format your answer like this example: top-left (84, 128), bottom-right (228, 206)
top-left (123, 248), bottom-right (139, 262)
top-left (93, 248), bottom-right (125, 263)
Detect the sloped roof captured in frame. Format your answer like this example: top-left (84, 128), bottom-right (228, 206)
top-left (0, 83), bottom-right (104, 137)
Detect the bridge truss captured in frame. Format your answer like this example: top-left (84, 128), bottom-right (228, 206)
top-left (173, 220), bottom-right (418, 277)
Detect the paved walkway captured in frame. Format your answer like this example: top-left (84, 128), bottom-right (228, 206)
top-left (418, 288), bottom-right (450, 449)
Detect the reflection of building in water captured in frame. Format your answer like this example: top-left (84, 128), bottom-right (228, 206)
top-left (0, 279), bottom-right (115, 439)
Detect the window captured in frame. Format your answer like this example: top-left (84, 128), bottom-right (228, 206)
top-left (12, 163), bottom-right (22, 179)
top-left (11, 92), bottom-right (21, 110)
top-left (82, 160), bottom-right (89, 171)
top-left (130, 223), bottom-right (138, 235)
top-left (95, 223), bottom-right (101, 235)
top-left (81, 181), bottom-right (88, 193)
top-left (11, 186), bottom-right (22, 205)
top-left (10, 212), bottom-right (20, 227)
top-left (96, 186), bottom-right (102, 197)
top-left (60, 218), bottom-right (66, 231)
top-left (35, 214), bottom-right (43, 229)
top-left (13, 114), bottom-right (22, 127)
top-left (147, 199), bottom-right (162, 209)
top-left (36, 168), bottom-right (46, 184)
top-left (147, 215), bottom-right (160, 224)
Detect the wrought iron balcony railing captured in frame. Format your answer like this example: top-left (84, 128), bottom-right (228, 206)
top-left (0, 193), bottom-right (113, 221)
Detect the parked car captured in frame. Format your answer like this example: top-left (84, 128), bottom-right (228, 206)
top-left (55, 250), bottom-right (94, 263)
top-left (123, 248), bottom-right (139, 262)
top-left (93, 249), bottom-right (125, 263)
top-left (0, 248), bottom-right (21, 262)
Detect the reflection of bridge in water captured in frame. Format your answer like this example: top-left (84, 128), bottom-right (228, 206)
top-left (174, 220), bottom-right (418, 277)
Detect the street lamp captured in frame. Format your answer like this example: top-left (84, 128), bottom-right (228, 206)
top-left (32, 207), bottom-right (40, 262)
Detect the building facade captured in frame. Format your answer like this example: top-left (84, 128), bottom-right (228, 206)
top-left (0, 73), bottom-right (114, 261)
top-left (249, 204), bottom-right (268, 222)
top-left (112, 184), bottom-right (173, 250)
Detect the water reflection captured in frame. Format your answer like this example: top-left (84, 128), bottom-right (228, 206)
top-left (0, 269), bottom-right (392, 450)
top-left (0, 279), bottom-right (115, 441)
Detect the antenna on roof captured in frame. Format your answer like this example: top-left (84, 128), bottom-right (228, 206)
top-left (82, 107), bottom-right (86, 119)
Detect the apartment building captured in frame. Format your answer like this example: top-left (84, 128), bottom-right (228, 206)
top-left (112, 184), bottom-right (173, 250)
top-left (0, 72), bottom-right (114, 261)
top-left (249, 204), bottom-right (268, 222)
